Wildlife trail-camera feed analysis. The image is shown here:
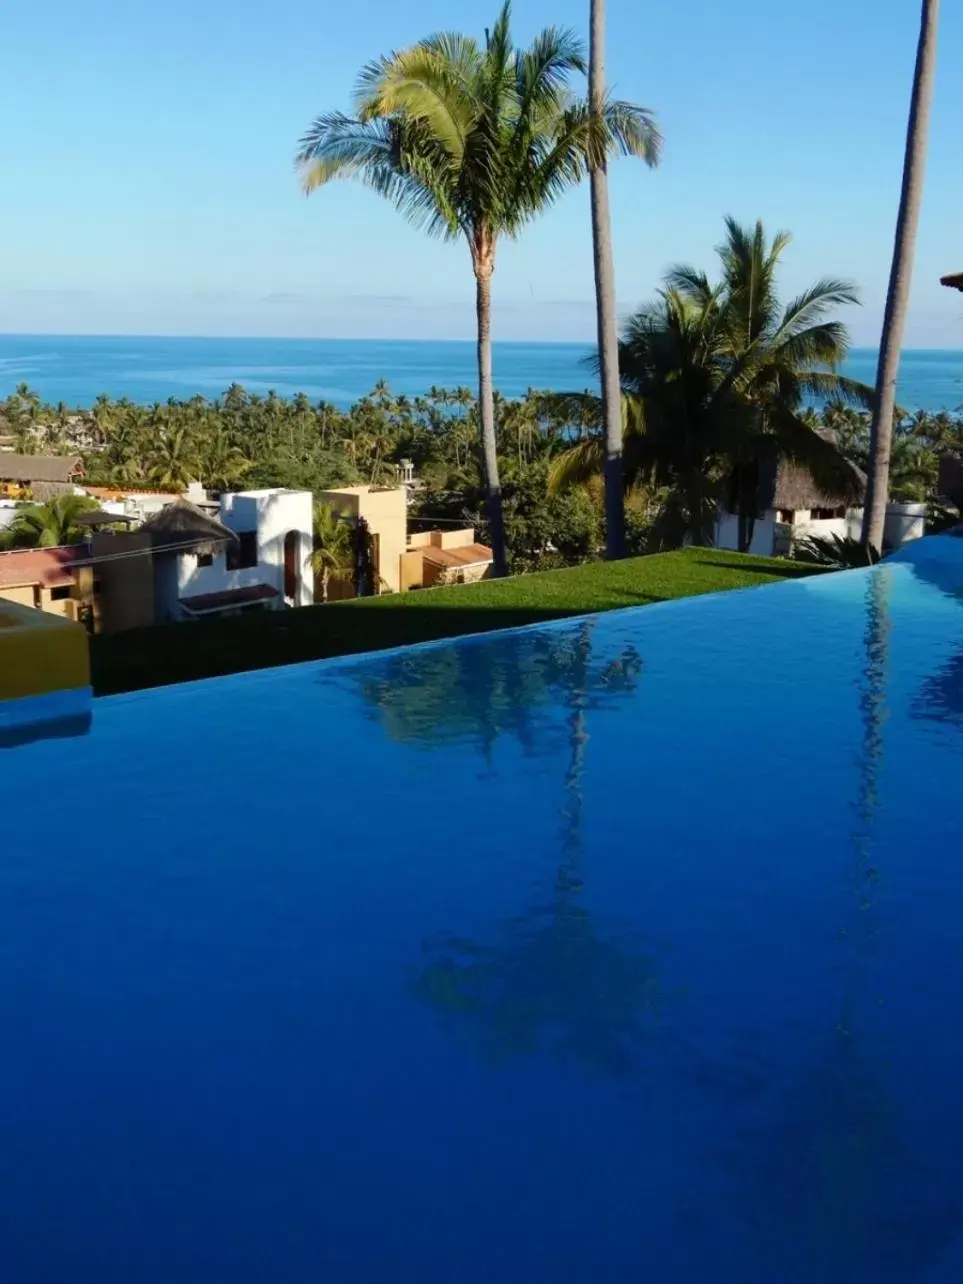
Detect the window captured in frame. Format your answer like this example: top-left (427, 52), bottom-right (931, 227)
top-left (777, 510), bottom-right (795, 524)
top-left (226, 530), bottom-right (257, 571)
top-left (196, 551), bottom-right (214, 568)
top-left (810, 506), bottom-right (845, 521)
top-left (50, 586), bottom-right (72, 601)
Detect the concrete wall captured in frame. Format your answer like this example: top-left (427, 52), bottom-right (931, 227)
top-left (714, 512), bottom-right (777, 557)
top-left (399, 549), bottom-right (425, 593)
top-left (91, 530), bottom-right (157, 632)
top-left (884, 502), bottom-right (926, 550)
top-left (715, 508), bottom-right (862, 555)
top-left (318, 486), bottom-right (407, 594)
top-left (0, 584), bottom-right (37, 608)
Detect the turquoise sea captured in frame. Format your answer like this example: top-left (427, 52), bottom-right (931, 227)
top-left (0, 334), bottom-right (961, 412)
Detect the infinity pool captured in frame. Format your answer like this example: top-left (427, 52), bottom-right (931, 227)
top-left (2, 539), bottom-right (963, 1283)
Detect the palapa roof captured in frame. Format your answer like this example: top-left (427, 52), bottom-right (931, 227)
top-left (940, 273), bottom-right (963, 292)
top-left (73, 509), bottom-right (135, 527)
top-left (140, 498), bottom-right (238, 550)
top-left (0, 453), bottom-right (84, 483)
top-left (755, 430), bottom-right (867, 512)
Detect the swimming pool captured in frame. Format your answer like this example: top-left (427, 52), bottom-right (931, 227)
top-left (2, 538), bottom-right (963, 1283)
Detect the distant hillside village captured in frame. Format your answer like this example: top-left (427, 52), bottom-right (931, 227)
top-left (0, 450), bottom-right (494, 631)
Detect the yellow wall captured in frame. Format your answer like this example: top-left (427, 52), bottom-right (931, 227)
top-left (0, 584), bottom-right (76, 617)
top-left (0, 598), bottom-right (90, 700)
top-left (318, 486), bottom-right (408, 595)
top-left (0, 585), bottom-right (37, 608)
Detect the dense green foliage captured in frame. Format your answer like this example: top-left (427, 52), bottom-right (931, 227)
top-left (2, 363), bottom-right (960, 565)
top-left (89, 548), bottom-right (820, 696)
top-left (549, 219), bottom-right (878, 548)
top-left (0, 493), bottom-right (102, 549)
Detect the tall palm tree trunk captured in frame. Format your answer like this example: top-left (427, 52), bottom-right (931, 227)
top-left (475, 260), bottom-right (508, 577)
top-left (589, 0), bottom-right (625, 561)
top-left (862, 0), bottom-right (940, 554)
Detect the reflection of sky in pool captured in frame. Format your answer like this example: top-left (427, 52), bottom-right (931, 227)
top-left (2, 540), bottom-right (963, 1282)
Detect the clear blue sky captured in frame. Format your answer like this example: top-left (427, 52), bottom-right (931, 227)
top-left (1, 0), bottom-right (960, 345)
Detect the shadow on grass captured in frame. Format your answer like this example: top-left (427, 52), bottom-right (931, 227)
top-left (90, 604), bottom-right (585, 697)
top-left (684, 554), bottom-right (824, 581)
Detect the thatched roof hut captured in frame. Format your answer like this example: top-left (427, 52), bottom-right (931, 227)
top-left (0, 453), bottom-right (84, 499)
top-left (759, 455), bottom-right (867, 513)
top-left (140, 499), bottom-right (238, 552)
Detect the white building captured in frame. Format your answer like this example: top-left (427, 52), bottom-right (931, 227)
top-left (90, 487), bottom-right (314, 629)
top-left (715, 454), bottom-right (924, 557)
top-left (162, 488), bottom-right (314, 619)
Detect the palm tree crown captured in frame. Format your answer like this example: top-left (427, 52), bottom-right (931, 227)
top-left (296, 0), bottom-right (659, 574)
top-left (551, 218), bottom-right (871, 548)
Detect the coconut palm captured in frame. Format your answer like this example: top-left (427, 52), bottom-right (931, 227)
top-left (862, 0), bottom-right (941, 554)
top-left (296, 0), bottom-right (659, 575)
top-left (198, 427), bottom-right (250, 492)
top-left (5, 494), bottom-right (102, 548)
top-left (148, 424), bottom-right (199, 490)
top-left (550, 219), bottom-right (870, 548)
top-left (310, 502), bottom-right (355, 602)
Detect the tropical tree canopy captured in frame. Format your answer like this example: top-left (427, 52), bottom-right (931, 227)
top-left (2, 494), bottom-right (102, 549)
top-left (310, 502), bottom-right (355, 601)
top-left (296, 0), bottom-right (660, 575)
top-left (550, 217), bottom-right (873, 549)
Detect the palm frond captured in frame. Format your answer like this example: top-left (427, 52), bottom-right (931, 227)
top-left (772, 279), bottom-right (861, 346)
top-left (600, 100), bottom-right (661, 166)
top-left (355, 46), bottom-right (478, 161)
top-left (548, 438), bottom-right (604, 493)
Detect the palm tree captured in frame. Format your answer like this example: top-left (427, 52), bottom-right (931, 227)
top-left (198, 427), bottom-right (250, 492)
top-left (310, 502), bottom-right (355, 601)
top-left (588, 0), bottom-right (660, 562)
top-left (296, 1), bottom-right (658, 576)
top-left (862, 0), bottom-right (941, 554)
top-left (148, 424), bottom-right (199, 490)
top-left (5, 494), bottom-right (102, 548)
top-left (550, 219), bottom-right (870, 548)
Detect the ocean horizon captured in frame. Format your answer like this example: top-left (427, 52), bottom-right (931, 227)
top-left (1, 333), bottom-right (961, 413)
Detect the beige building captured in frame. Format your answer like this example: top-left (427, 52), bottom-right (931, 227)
top-left (0, 546), bottom-right (88, 620)
top-left (317, 485), bottom-right (409, 595)
top-left (402, 529), bottom-right (494, 590)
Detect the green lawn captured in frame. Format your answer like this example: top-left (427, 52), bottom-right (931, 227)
top-left (90, 548), bottom-right (822, 696)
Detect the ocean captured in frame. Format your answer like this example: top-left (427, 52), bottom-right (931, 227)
top-left (0, 334), bottom-right (961, 413)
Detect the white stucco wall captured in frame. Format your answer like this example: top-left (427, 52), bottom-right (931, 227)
top-left (716, 507), bottom-right (863, 556)
top-left (884, 502), bottom-right (926, 550)
top-left (177, 489), bottom-right (314, 610)
top-left (792, 510), bottom-right (863, 544)
top-left (714, 512), bottom-right (777, 557)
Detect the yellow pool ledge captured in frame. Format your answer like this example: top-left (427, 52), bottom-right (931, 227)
top-left (0, 600), bottom-right (92, 745)
top-left (0, 600), bottom-right (90, 699)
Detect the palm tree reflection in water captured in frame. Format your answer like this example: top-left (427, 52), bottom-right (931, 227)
top-left (357, 622), bottom-right (660, 1075)
top-left (737, 570), bottom-right (963, 1282)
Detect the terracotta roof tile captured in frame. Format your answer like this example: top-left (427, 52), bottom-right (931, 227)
top-left (420, 543), bottom-right (494, 569)
top-left (0, 545), bottom-right (86, 590)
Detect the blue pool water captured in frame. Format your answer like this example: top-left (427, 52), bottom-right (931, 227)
top-left (3, 542), bottom-right (963, 1281)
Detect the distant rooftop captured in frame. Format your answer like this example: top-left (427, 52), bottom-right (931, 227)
top-left (0, 545), bottom-right (86, 590)
top-left (0, 454), bottom-right (84, 483)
